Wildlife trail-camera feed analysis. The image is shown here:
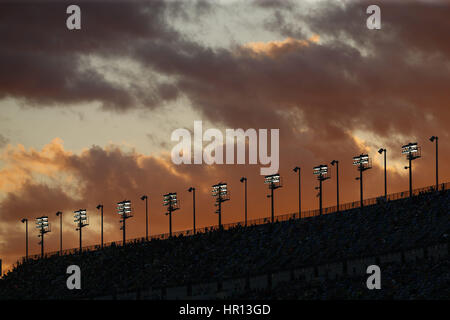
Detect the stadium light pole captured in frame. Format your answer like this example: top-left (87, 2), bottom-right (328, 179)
top-left (21, 218), bottom-right (28, 260)
top-left (265, 174), bottom-right (282, 222)
top-left (330, 161), bottom-right (339, 212)
top-left (140, 195), bottom-right (149, 240)
top-left (163, 193), bottom-right (179, 237)
top-left (313, 165), bottom-right (330, 215)
top-left (378, 148), bottom-right (387, 199)
top-left (188, 188), bottom-right (196, 234)
top-left (293, 167), bottom-right (301, 218)
top-left (402, 142), bottom-right (421, 197)
top-left (96, 204), bottom-right (103, 248)
top-left (36, 216), bottom-right (50, 258)
top-left (239, 177), bottom-right (247, 226)
top-left (429, 136), bottom-right (438, 191)
top-left (212, 183), bottom-right (230, 228)
top-left (117, 200), bottom-right (133, 245)
top-left (74, 209), bottom-right (88, 253)
top-left (353, 154), bottom-right (372, 208)
top-left (56, 211), bottom-right (62, 254)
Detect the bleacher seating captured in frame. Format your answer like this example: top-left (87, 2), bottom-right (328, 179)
top-left (0, 189), bottom-right (448, 299)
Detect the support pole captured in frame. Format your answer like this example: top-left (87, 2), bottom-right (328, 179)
top-left (409, 156), bottom-right (413, 197)
top-left (360, 165), bottom-right (363, 208)
top-left (59, 214), bottom-right (62, 254)
top-left (436, 138), bottom-right (439, 190)
top-left (193, 189), bottom-right (196, 234)
top-left (145, 197), bottom-right (148, 240)
top-left (41, 232), bottom-right (44, 258)
top-left (384, 150), bottom-right (387, 199)
top-left (298, 170), bottom-right (301, 218)
top-left (79, 222), bottom-right (82, 253)
top-left (169, 211), bottom-right (172, 237)
top-left (101, 206), bottom-right (103, 248)
top-left (25, 221), bottom-right (28, 260)
top-left (123, 216), bottom-right (126, 245)
top-left (319, 178), bottom-right (323, 215)
top-left (244, 180), bottom-right (247, 226)
top-left (336, 163), bottom-right (339, 212)
top-left (271, 186), bottom-right (274, 222)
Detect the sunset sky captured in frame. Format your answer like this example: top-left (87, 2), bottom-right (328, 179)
top-left (0, 0), bottom-right (449, 273)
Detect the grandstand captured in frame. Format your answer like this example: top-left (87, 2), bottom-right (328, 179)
top-left (0, 184), bottom-right (448, 300)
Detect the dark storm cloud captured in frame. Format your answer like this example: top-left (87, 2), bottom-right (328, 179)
top-left (2, 0), bottom-right (449, 141)
top-left (136, 0), bottom-right (449, 147)
top-left (0, 1), bottom-right (182, 109)
top-left (253, 0), bottom-right (450, 137)
top-left (1, 0), bottom-right (448, 188)
top-left (1, 0), bottom-right (448, 177)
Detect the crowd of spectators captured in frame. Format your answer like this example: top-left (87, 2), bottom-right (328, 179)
top-left (229, 258), bottom-right (450, 299)
top-left (0, 189), bottom-right (448, 299)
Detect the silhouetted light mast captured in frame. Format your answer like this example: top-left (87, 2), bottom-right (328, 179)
top-left (188, 188), bottom-right (196, 234)
top-left (264, 174), bottom-right (282, 222)
top-left (330, 161), bottom-right (339, 212)
top-left (117, 200), bottom-right (133, 245)
top-left (313, 165), bottom-right (330, 215)
top-left (353, 154), bottom-right (372, 208)
top-left (36, 216), bottom-right (50, 258)
top-left (429, 136), bottom-right (438, 190)
top-left (402, 143), bottom-right (421, 197)
top-left (21, 218), bottom-right (28, 260)
top-left (96, 204), bottom-right (104, 248)
top-left (163, 193), bottom-right (179, 237)
top-left (74, 209), bottom-right (88, 253)
top-left (212, 183), bottom-right (229, 228)
top-left (140, 195), bottom-right (149, 240)
top-left (378, 148), bottom-right (387, 199)
top-left (240, 177), bottom-right (248, 226)
top-left (56, 211), bottom-right (63, 254)
top-left (293, 167), bottom-right (301, 218)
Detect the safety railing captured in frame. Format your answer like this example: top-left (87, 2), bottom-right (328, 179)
top-left (24, 182), bottom-right (449, 261)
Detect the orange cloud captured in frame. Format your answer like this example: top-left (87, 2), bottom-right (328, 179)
top-left (242, 35), bottom-right (320, 58)
top-left (0, 138), bottom-right (70, 192)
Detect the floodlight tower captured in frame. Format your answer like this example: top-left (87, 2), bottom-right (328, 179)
top-left (313, 165), bottom-right (330, 215)
top-left (293, 168), bottom-right (301, 218)
top-left (117, 200), bottom-right (133, 245)
top-left (188, 188), bottom-right (196, 234)
top-left (21, 218), bottom-right (28, 260)
top-left (429, 136), bottom-right (438, 190)
top-left (140, 195), bottom-right (149, 240)
top-left (330, 160), bottom-right (339, 212)
top-left (264, 174), bottom-right (282, 223)
top-left (36, 216), bottom-right (50, 258)
top-left (96, 204), bottom-right (104, 248)
top-left (353, 154), bottom-right (372, 208)
top-left (163, 193), bottom-right (179, 237)
top-left (378, 148), bottom-right (387, 199)
top-left (212, 183), bottom-right (230, 228)
top-left (239, 177), bottom-right (248, 226)
top-left (56, 211), bottom-right (63, 254)
top-left (402, 142), bottom-right (421, 197)
top-left (74, 209), bottom-right (88, 253)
